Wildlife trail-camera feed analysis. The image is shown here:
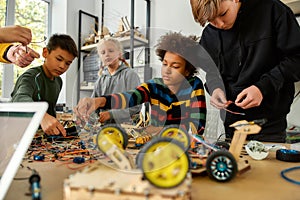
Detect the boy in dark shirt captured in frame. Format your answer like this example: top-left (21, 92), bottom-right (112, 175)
top-left (190, 0), bottom-right (300, 142)
top-left (11, 33), bottom-right (78, 136)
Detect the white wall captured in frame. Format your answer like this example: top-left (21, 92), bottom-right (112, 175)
top-left (52, 0), bottom-right (97, 109)
top-left (52, 0), bottom-right (67, 105)
top-left (149, 0), bottom-right (204, 77)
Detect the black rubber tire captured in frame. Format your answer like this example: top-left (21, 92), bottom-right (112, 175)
top-left (276, 149), bottom-right (300, 162)
top-left (206, 151), bottom-right (237, 182)
top-left (213, 141), bottom-right (230, 151)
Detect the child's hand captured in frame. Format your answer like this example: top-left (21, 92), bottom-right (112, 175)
top-left (210, 88), bottom-right (227, 109)
top-left (74, 97), bottom-right (94, 123)
top-left (74, 97), bottom-right (106, 122)
top-left (99, 111), bottom-right (111, 123)
top-left (41, 113), bottom-right (66, 136)
top-left (235, 85), bottom-right (263, 109)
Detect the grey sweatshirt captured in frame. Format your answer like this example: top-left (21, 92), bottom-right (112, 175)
top-left (91, 63), bottom-right (141, 123)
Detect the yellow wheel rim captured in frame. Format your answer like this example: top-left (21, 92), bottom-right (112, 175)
top-left (97, 134), bottom-right (122, 153)
top-left (160, 127), bottom-right (190, 149)
top-left (97, 126), bottom-right (125, 150)
top-left (141, 141), bottom-right (189, 188)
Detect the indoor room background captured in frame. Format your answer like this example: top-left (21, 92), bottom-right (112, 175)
top-left (1, 0), bottom-right (300, 139)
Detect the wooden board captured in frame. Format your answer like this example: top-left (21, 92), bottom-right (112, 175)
top-left (63, 161), bottom-right (192, 200)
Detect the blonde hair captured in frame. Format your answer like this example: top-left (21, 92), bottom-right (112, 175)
top-left (97, 37), bottom-right (124, 55)
top-left (97, 37), bottom-right (130, 75)
top-left (190, 0), bottom-right (222, 27)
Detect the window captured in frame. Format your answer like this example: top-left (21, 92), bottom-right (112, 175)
top-left (0, 0), bottom-right (51, 97)
top-left (0, 0), bottom-right (7, 97)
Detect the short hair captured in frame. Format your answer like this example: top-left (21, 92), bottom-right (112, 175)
top-left (155, 32), bottom-right (198, 76)
top-left (190, 0), bottom-right (222, 27)
top-left (46, 33), bottom-right (78, 57)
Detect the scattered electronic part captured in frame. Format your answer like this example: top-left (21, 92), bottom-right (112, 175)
top-left (276, 149), bottom-right (300, 162)
top-left (245, 140), bottom-right (269, 160)
top-left (29, 171), bottom-right (41, 200)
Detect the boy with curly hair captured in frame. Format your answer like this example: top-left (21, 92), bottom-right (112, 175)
top-left (75, 32), bottom-right (207, 135)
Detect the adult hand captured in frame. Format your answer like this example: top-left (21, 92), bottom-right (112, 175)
top-left (41, 113), bottom-right (66, 137)
top-left (0, 25), bottom-right (32, 45)
top-left (210, 88), bottom-right (227, 109)
top-left (235, 85), bottom-right (263, 109)
top-left (6, 45), bottom-right (40, 67)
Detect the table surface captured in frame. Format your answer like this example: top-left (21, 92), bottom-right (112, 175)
top-left (5, 147), bottom-right (300, 200)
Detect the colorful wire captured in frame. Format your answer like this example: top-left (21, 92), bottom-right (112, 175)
top-left (280, 166), bottom-right (300, 185)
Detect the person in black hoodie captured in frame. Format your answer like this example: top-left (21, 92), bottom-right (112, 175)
top-left (190, 0), bottom-right (300, 142)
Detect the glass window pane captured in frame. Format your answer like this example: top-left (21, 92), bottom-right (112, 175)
top-left (0, 0), bottom-right (6, 27)
top-left (14, 0), bottom-right (49, 81)
top-left (0, 0), bottom-right (7, 96)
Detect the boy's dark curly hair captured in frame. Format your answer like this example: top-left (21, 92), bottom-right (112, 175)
top-left (155, 32), bottom-right (199, 76)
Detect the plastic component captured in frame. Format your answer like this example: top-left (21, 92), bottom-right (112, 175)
top-left (158, 125), bottom-right (191, 150)
top-left (276, 149), bottom-right (300, 162)
top-left (97, 124), bottom-right (128, 150)
top-left (206, 151), bottom-right (237, 182)
top-left (137, 137), bottom-right (190, 188)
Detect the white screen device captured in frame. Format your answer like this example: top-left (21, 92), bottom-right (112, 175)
top-left (0, 102), bottom-right (48, 200)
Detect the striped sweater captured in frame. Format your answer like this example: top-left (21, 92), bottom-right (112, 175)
top-left (102, 76), bottom-right (206, 135)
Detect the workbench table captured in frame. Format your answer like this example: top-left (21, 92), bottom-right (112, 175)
top-left (5, 149), bottom-right (299, 200)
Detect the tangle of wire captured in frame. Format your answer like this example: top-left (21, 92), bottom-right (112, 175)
top-left (26, 133), bottom-right (104, 170)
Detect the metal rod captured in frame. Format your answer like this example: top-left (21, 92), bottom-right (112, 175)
top-left (130, 0), bottom-right (135, 68)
